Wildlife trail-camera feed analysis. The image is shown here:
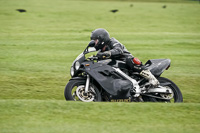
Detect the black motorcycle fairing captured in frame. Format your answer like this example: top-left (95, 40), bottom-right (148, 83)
top-left (79, 61), bottom-right (132, 99)
top-left (98, 59), bottom-right (128, 69)
top-left (108, 60), bottom-right (128, 70)
top-left (98, 59), bottom-right (129, 75)
top-left (145, 59), bottom-right (171, 77)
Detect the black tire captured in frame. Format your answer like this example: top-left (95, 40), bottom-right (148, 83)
top-left (64, 79), bottom-right (102, 102)
top-left (156, 77), bottom-right (183, 103)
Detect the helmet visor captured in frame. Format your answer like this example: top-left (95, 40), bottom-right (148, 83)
top-left (94, 39), bottom-right (99, 46)
top-left (91, 39), bottom-right (101, 50)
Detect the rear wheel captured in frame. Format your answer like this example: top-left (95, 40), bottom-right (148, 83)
top-left (64, 79), bottom-right (102, 102)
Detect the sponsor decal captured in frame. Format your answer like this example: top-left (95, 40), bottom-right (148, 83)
top-left (111, 98), bottom-right (131, 102)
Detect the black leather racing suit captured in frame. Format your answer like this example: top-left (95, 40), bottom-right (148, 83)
top-left (99, 37), bottom-right (146, 72)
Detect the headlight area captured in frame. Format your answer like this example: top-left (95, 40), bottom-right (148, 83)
top-left (70, 61), bottom-right (81, 77)
top-left (70, 66), bottom-right (75, 77)
top-left (75, 61), bottom-right (80, 70)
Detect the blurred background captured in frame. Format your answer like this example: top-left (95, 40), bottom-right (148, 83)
top-left (0, 0), bottom-right (200, 132)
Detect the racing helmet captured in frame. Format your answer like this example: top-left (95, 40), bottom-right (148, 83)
top-left (90, 28), bottom-right (110, 50)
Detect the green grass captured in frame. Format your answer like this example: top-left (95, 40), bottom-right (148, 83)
top-left (0, 0), bottom-right (200, 132)
top-left (0, 100), bottom-right (200, 133)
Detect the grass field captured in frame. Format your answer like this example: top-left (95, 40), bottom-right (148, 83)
top-left (0, 100), bottom-right (200, 133)
top-left (0, 0), bottom-right (200, 133)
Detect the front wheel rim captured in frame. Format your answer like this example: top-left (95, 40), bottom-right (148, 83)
top-left (72, 85), bottom-right (97, 102)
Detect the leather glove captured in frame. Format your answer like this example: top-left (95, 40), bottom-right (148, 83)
top-left (96, 51), bottom-right (111, 59)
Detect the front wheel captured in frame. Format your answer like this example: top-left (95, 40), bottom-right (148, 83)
top-left (64, 79), bottom-right (102, 102)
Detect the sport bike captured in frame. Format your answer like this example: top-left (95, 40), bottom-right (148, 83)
top-left (64, 43), bottom-right (183, 102)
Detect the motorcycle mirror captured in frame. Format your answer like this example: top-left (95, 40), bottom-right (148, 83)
top-left (88, 40), bottom-right (95, 47)
top-left (84, 40), bottom-right (96, 54)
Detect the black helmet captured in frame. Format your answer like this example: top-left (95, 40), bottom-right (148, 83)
top-left (90, 28), bottom-right (110, 50)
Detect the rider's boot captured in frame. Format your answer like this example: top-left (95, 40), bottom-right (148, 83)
top-left (140, 69), bottom-right (159, 87)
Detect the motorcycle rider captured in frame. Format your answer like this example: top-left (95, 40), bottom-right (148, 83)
top-left (89, 28), bottom-right (159, 87)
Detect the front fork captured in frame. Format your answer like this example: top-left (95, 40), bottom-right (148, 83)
top-left (85, 74), bottom-right (90, 93)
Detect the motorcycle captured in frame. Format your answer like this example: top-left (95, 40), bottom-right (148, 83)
top-left (64, 43), bottom-right (183, 102)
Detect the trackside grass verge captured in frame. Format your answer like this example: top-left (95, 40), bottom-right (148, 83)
top-left (0, 99), bottom-right (200, 133)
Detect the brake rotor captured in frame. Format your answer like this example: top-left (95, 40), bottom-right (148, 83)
top-left (75, 85), bottom-right (96, 102)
